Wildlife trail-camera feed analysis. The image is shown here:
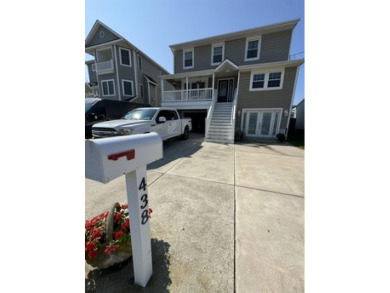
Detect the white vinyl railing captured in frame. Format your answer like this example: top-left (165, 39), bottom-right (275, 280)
top-left (162, 88), bottom-right (214, 102)
top-left (96, 60), bottom-right (114, 73)
top-left (231, 88), bottom-right (238, 126)
top-left (205, 90), bottom-right (218, 138)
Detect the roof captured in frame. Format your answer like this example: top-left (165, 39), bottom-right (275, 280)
top-left (85, 20), bottom-right (170, 74)
top-left (170, 18), bottom-right (300, 52)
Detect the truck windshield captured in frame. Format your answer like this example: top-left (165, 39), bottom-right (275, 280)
top-left (123, 109), bottom-right (157, 120)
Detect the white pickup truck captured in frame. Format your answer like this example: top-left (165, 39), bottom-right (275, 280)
top-left (92, 107), bottom-right (192, 140)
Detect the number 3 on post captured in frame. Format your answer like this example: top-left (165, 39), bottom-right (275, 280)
top-left (138, 177), bottom-right (149, 224)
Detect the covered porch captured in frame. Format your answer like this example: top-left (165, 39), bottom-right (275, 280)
top-left (161, 59), bottom-right (240, 109)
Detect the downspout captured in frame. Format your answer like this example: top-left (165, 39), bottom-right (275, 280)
top-left (285, 66), bottom-right (300, 140)
top-left (113, 45), bottom-right (121, 101)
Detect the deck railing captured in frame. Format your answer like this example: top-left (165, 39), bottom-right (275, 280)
top-left (96, 60), bottom-right (114, 74)
top-left (162, 88), bottom-right (214, 102)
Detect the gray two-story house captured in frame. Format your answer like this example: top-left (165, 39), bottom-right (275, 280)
top-left (161, 19), bottom-right (304, 143)
top-left (85, 20), bottom-right (170, 106)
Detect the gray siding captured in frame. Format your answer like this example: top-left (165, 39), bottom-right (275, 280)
top-left (87, 64), bottom-right (97, 83)
top-left (173, 29), bottom-right (293, 73)
top-left (115, 46), bottom-right (136, 99)
top-left (87, 25), bottom-right (120, 47)
top-left (236, 66), bottom-right (298, 130)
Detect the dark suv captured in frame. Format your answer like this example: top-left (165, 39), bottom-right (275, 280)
top-left (85, 98), bottom-right (149, 138)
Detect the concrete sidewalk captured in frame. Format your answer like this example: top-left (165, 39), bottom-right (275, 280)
top-left (85, 133), bottom-right (304, 292)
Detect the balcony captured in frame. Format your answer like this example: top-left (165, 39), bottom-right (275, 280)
top-left (96, 60), bottom-right (114, 75)
top-left (162, 88), bottom-right (215, 109)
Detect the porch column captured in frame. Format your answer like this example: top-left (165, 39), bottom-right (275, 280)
top-left (161, 78), bottom-right (164, 102)
top-left (185, 76), bottom-right (189, 101)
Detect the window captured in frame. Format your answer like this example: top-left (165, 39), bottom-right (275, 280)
top-left (138, 55), bottom-right (142, 70)
top-left (245, 38), bottom-right (261, 61)
top-left (122, 80), bottom-right (133, 96)
top-left (120, 48), bottom-right (131, 66)
top-left (183, 49), bottom-right (194, 69)
top-left (139, 84), bottom-right (144, 98)
top-left (101, 80), bottom-right (115, 96)
top-left (252, 74), bottom-right (265, 89)
top-left (267, 72), bottom-right (282, 88)
top-left (211, 44), bottom-right (224, 65)
top-left (91, 64), bottom-right (96, 72)
top-left (250, 70), bottom-right (284, 91)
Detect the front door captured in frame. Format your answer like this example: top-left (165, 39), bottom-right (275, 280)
top-left (244, 109), bottom-right (281, 137)
top-left (217, 79), bottom-right (234, 102)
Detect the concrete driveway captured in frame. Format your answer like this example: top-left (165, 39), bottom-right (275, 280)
top-left (85, 133), bottom-right (304, 292)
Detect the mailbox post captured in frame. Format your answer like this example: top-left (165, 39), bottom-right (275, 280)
top-left (85, 133), bottom-right (163, 287)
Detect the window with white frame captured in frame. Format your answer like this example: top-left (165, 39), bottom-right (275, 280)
top-left (183, 49), bottom-right (194, 69)
top-left (250, 70), bottom-right (284, 91)
top-left (122, 80), bottom-right (134, 96)
top-left (245, 38), bottom-right (261, 61)
top-left (211, 44), bottom-right (224, 65)
top-left (138, 55), bottom-right (142, 70)
top-left (119, 48), bottom-right (131, 66)
top-left (101, 80), bottom-right (115, 96)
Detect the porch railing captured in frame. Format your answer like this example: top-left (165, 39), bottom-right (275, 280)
top-left (162, 88), bottom-right (214, 102)
top-left (96, 60), bottom-right (114, 74)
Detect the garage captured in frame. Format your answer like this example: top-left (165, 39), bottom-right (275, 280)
top-left (180, 110), bottom-right (207, 134)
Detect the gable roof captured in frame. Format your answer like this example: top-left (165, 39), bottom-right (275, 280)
top-left (170, 18), bottom-right (300, 52)
top-left (85, 20), bottom-right (170, 74)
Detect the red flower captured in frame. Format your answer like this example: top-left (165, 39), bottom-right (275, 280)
top-left (121, 204), bottom-right (128, 209)
top-left (85, 241), bottom-right (97, 252)
top-left (91, 229), bottom-right (102, 239)
top-left (114, 231), bottom-right (124, 240)
top-left (114, 213), bottom-right (122, 223)
top-left (121, 218), bottom-right (130, 231)
top-left (112, 245), bottom-right (118, 252)
top-left (104, 247), bottom-right (111, 254)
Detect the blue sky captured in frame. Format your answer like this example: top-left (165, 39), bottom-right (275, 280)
top-left (85, 0), bottom-right (304, 105)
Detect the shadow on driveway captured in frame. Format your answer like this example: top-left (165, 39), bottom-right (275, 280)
top-left (86, 238), bottom-right (171, 293)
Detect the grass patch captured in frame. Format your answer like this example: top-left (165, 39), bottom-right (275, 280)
top-left (288, 131), bottom-right (304, 149)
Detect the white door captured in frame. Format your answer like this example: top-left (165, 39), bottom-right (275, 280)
top-left (244, 110), bottom-right (281, 137)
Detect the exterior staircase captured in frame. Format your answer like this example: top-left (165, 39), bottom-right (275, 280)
top-left (206, 102), bottom-right (235, 143)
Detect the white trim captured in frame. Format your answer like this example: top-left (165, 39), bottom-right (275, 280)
top-left (101, 79), bottom-right (116, 96)
top-left (244, 36), bottom-right (261, 61)
top-left (214, 58), bottom-right (239, 72)
top-left (122, 79), bottom-right (134, 96)
top-left (217, 78), bottom-right (235, 102)
top-left (183, 48), bottom-right (194, 69)
top-left (249, 69), bottom-right (285, 91)
top-left (96, 46), bottom-right (113, 63)
top-left (119, 47), bottom-right (132, 67)
top-left (211, 43), bottom-right (225, 66)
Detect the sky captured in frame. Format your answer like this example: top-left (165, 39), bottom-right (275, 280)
top-left (85, 0), bottom-right (304, 105)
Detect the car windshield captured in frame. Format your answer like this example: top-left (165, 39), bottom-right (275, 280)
top-left (85, 99), bottom-right (98, 113)
top-left (122, 109), bottom-right (157, 121)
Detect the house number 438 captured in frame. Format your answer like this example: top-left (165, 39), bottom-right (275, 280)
top-left (138, 177), bottom-right (149, 225)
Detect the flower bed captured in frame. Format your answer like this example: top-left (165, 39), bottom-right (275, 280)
top-left (85, 202), bottom-right (152, 269)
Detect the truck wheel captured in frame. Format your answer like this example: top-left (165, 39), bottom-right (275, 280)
top-left (181, 126), bottom-right (189, 140)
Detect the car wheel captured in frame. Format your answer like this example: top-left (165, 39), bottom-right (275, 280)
top-left (181, 126), bottom-right (189, 140)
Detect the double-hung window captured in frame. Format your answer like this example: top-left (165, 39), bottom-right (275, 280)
top-left (183, 49), bottom-right (194, 69)
top-left (122, 80), bottom-right (134, 96)
top-left (120, 48), bottom-right (131, 66)
top-left (245, 38), bottom-right (261, 61)
top-left (211, 44), bottom-right (224, 65)
top-left (101, 80), bottom-right (115, 96)
top-left (250, 70), bottom-right (284, 91)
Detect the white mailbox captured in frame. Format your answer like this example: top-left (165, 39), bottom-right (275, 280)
top-left (85, 133), bottom-right (163, 288)
top-left (85, 133), bottom-right (162, 184)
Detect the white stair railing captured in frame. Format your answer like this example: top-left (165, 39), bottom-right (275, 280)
top-left (231, 88), bottom-right (238, 126)
top-left (205, 90), bottom-right (217, 138)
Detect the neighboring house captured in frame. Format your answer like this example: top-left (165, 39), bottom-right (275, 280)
top-left (161, 19), bottom-right (304, 142)
top-left (85, 20), bottom-right (170, 106)
top-left (295, 98), bottom-right (305, 130)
